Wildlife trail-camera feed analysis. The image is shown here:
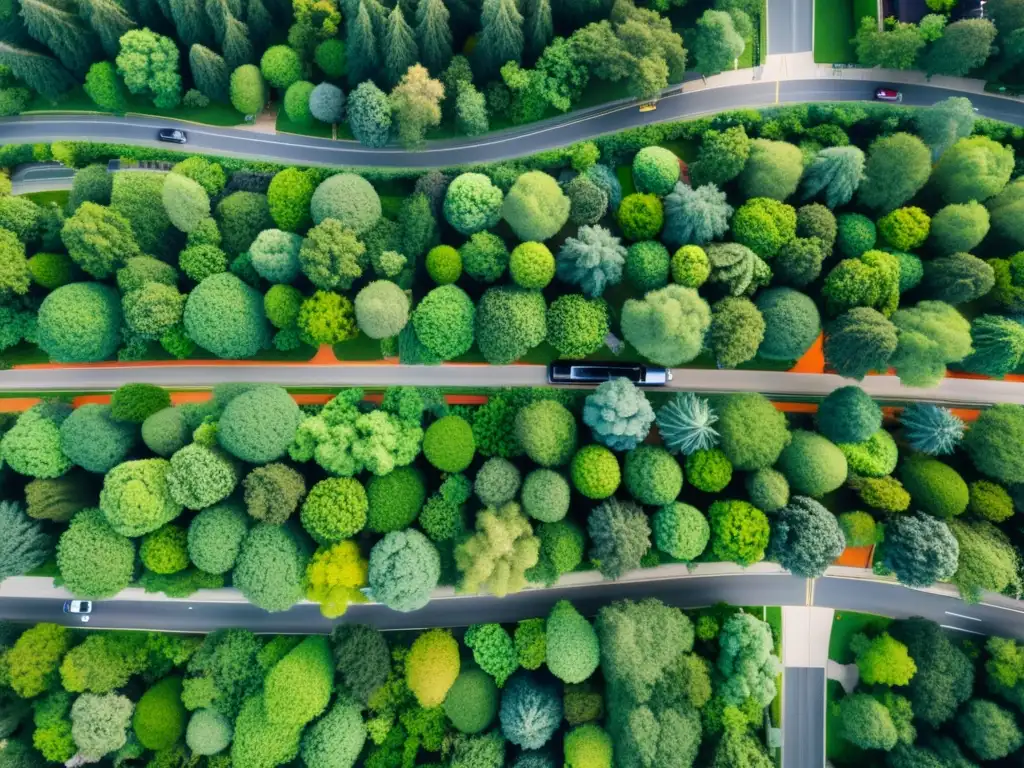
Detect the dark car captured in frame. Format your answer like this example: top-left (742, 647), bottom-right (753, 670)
top-left (157, 128), bottom-right (188, 144)
top-left (548, 361), bottom-right (673, 386)
top-left (874, 87), bottom-right (902, 103)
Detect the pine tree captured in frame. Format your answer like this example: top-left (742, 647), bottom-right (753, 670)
top-left (204, 0), bottom-right (229, 42)
top-left (221, 13), bottom-right (252, 68)
top-left (415, 0), bottom-right (451, 74)
top-left (19, 0), bottom-right (99, 74)
top-left (189, 43), bottom-right (230, 101)
top-left (346, 0), bottom-right (379, 87)
top-left (125, 0), bottom-right (170, 29)
top-left (0, 41), bottom-right (75, 98)
top-left (475, 0), bottom-right (523, 79)
top-left (523, 0), bottom-right (552, 61)
top-left (77, 0), bottom-right (138, 58)
top-left (244, 0), bottom-right (272, 46)
top-left (383, 5), bottom-right (417, 87)
top-left (169, 0), bottom-right (213, 46)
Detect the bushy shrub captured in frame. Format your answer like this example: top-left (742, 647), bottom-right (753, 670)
top-left (424, 415), bottom-right (476, 472)
top-left (756, 287), bottom-right (821, 361)
top-left (670, 245), bottom-right (711, 288)
top-left (167, 444), bottom-right (240, 510)
top-left (28, 251), bottom-right (74, 290)
top-left (920, 252), bottom-right (995, 306)
top-left (243, 463), bottom-right (306, 525)
top-left (445, 669), bottom-right (498, 734)
top-left (0, 404), bottom-right (71, 480)
top-left (824, 307), bottom-right (898, 380)
top-left (621, 284), bottom-right (711, 366)
top-left (510, 242), bottom-right (556, 289)
top-left (300, 477), bottom-right (367, 543)
top-left (475, 286), bottom-right (547, 364)
top-left (571, 445), bottom-right (620, 500)
top-left (838, 511), bottom-right (877, 547)
top-left (37, 282), bottom-right (121, 363)
top-left (249, 229), bottom-right (303, 283)
top-left (878, 206), bottom-right (930, 251)
top-left (564, 724), bottom-right (613, 768)
top-left (365, 466), bottom-right (425, 533)
top-left (632, 147), bottom-right (680, 196)
top-left (776, 430), bottom-right (848, 497)
top-left (838, 429), bottom-right (898, 478)
top-left (738, 138), bottom-right (803, 200)
top-left (183, 273), bottom-right (271, 359)
top-left (186, 709), bottom-right (232, 756)
top-left (218, 386), bottom-right (301, 465)
top-left (816, 386), bottom-right (881, 444)
top-left (309, 82), bottom-right (346, 125)
top-left (179, 244), bottom-right (228, 282)
top-left (445, 173), bottom-right (503, 234)
top-left (355, 280), bottom-right (410, 340)
top-left (836, 213), bottom-right (877, 258)
top-left (214, 191), bottom-right (273, 256)
top-left (617, 193), bottom-right (663, 240)
top-left (582, 378), bottom-right (654, 452)
top-left (530, 520), bottom-right (584, 586)
top-left (465, 623), bottom-right (518, 687)
top-left (100, 458), bottom-right (182, 537)
top-left (516, 400), bottom-right (577, 468)
top-left (965, 404), bottom-right (1024, 485)
top-left (283, 80), bottom-right (315, 125)
top-left (709, 499), bottom-right (769, 566)
top-left (622, 445), bottom-right (682, 505)
top-left (57, 508), bottom-right (135, 598)
top-left (187, 502), bottom-right (249, 575)
top-left (502, 171), bottom-right (570, 242)
top-left (140, 523), bottom-right (189, 574)
top-left (230, 693), bottom-right (302, 768)
top-left (310, 173), bottom-right (381, 234)
top-left (685, 448), bottom-right (733, 493)
top-left (768, 496), bottom-right (846, 578)
top-left (59, 404), bottom-right (136, 474)
top-left (134, 676), bottom-right (187, 750)
top-left (522, 469), bottom-right (571, 523)
top-left (407, 628), bottom-right (460, 707)
top-left (368, 529), bottom-right (440, 612)
top-left (746, 468), bottom-right (789, 513)
top-left (546, 600), bottom-right (599, 684)
top-left (546, 295), bottom-right (610, 358)
top-left (968, 480), bottom-right (1013, 523)
top-left (587, 498), bottom-right (650, 579)
top-left (714, 392), bottom-right (791, 471)
top-left (899, 455), bottom-right (969, 519)
top-left (460, 231), bottom-right (509, 284)
top-left (625, 241), bottom-right (670, 292)
top-left (411, 285), bottom-right (476, 360)
top-left (652, 502), bottom-right (709, 561)
top-left (730, 198), bottom-right (796, 259)
top-left (456, 501), bottom-right (540, 597)
top-left (475, 458), bottom-right (522, 507)
top-left (515, 619), bottom-right (546, 671)
top-left (426, 245), bottom-right (461, 284)
top-left (233, 524), bottom-right (309, 612)
top-left (297, 290), bottom-right (358, 345)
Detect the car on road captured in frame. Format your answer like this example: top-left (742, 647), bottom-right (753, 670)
top-left (874, 87), bottom-right (903, 103)
top-left (63, 599), bottom-right (92, 622)
top-left (548, 361), bottom-right (673, 386)
top-left (157, 128), bottom-right (188, 144)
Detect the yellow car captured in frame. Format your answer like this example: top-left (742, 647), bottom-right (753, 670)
top-left (639, 102), bottom-right (657, 113)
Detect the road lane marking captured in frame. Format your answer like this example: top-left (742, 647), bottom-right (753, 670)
top-left (776, 80), bottom-right (780, 103)
top-left (944, 611), bottom-right (981, 621)
top-left (981, 602), bottom-right (1024, 615)
top-left (941, 624), bottom-right (986, 636)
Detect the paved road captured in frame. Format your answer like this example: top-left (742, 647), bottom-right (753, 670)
top-left (5, 362), bottom-right (1024, 408)
top-left (768, 0), bottom-right (814, 54)
top-left (4, 81), bottom-right (1024, 170)
top-left (783, 668), bottom-right (824, 768)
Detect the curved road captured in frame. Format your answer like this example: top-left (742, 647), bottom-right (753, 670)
top-left (4, 81), bottom-right (1024, 169)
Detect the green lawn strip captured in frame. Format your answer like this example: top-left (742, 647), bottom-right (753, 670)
top-left (828, 609), bottom-right (892, 663)
top-left (813, 0), bottom-right (856, 64)
top-left (21, 190), bottom-right (70, 207)
top-left (24, 86), bottom-right (244, 126)
top-left (765, 605), bottom-right (783, 765)
top-left (275, 111), bottom-right (333, 138)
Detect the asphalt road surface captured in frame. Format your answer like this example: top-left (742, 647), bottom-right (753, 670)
top-left (5, 362), bottom-right (1024, 409)
top-left (768, 0), bottom-right (814, 54)
top-left (783, 668), bottom-right (825, 768)
top-left (4, 81), bottom-right (1024, 170)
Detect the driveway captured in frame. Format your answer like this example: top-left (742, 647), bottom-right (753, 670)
top-left (768, 0), bottom-right (814, 54)
top-left (782, 667), bottom-right (825, 768)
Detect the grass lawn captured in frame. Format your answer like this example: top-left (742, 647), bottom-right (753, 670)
top-left (276, 111), bottom-right (333, 138)
top-left (24, 86), bottom-right (245, 126)
top-left (765, 606), bottom-right (783, 766)
top-left (814, 0), bottom-right (877, 64)
top-left (828, 610), bottom-right (892, 663)
top-left (22, 190), bottom-right (70, 207)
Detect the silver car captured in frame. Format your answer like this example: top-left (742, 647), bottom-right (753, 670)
top-left (548, 361), bottom-right (673, 386)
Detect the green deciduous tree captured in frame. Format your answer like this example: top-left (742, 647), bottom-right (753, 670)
top-left (880, 513), bottom-right (959, 588)
top-left (84, 60), bottom-right (128, 111)
top-left (229, 63), bottom-right (265, 115)
top-left (691, 125), bottom-right (750, 187)
top-left (347, 79), bottom-right (392, 147)
top-left (19, 0), bottom-right (99, 74)
top-left (915, 96), bottom-right (976, 160)
top-left (117, 28), bottom-right (182, 109)
top-left (61, 202), bottom-right (141, 278)
top-left (932, 135), bottom-right (1014, 204)
top-left (738, 138), bottom-right (803, 201)
top-left (857, 132), bottom-right (932, 212)
top-left (389, 63), bottom-right (443, 148)
top-left (692, 9), bottom-right (744, 74)
top-left (922, 18), bottom-right (997, 76)
top-left (890, 300), bottom-right (972, 388)
top-left (852, 15), bottom-right (924, 69)
top-left (850, 632), bottom-right (916, 686)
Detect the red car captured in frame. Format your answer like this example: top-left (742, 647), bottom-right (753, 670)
top-left (874, 87), bottom-right (903, 103)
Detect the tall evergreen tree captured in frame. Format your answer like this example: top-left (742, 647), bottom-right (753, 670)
top-left (124, 0), bottom-right (170, 29)
top-left (19, 0), bottom-right (99, 74)
top-left (415, 0), bottom-right (451, 74)
top-left (0, 500), bottom-right (53, 583)
top-left (346, 0), bottom-right (379, 87)
top-left (169, 0), bottom-right (212, 47)
top-left (204, 0), bottom-right (229, 42)
top-left (244, 0), bottom-right (272, 46)
top-left (383, 5), bottom-right (417, 87)
top-left (523, 0), bottom-right (552, 61)
top-left (0, 40), bottom-right (75, 98)
top-left (221, 13), bottom-right (252, 68)
top-left (475, 0), bottom-right (523, 79)
top-left (78, 0), bottom-right (138, 58)
top-left (189, 43), bottom-right (230, 101)
top-left (364, 0), bottom-right (387, 36)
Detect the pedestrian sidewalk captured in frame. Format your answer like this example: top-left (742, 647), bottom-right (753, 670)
top-left (782, 606), bottom-right (834, 668)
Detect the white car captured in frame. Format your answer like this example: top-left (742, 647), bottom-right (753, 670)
top-left (63, 599), bottom-right (92, 622)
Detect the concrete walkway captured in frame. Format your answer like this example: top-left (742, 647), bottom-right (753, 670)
top-left (827, 660), bottom-right (859, 694)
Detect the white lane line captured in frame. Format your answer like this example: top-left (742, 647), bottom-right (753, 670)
top-left (980, 602), bottom-right (1024, 615)
top-left (944, 611), bottom-right (982, 621)
top-left (941, 624), bottom-right (986, 636)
